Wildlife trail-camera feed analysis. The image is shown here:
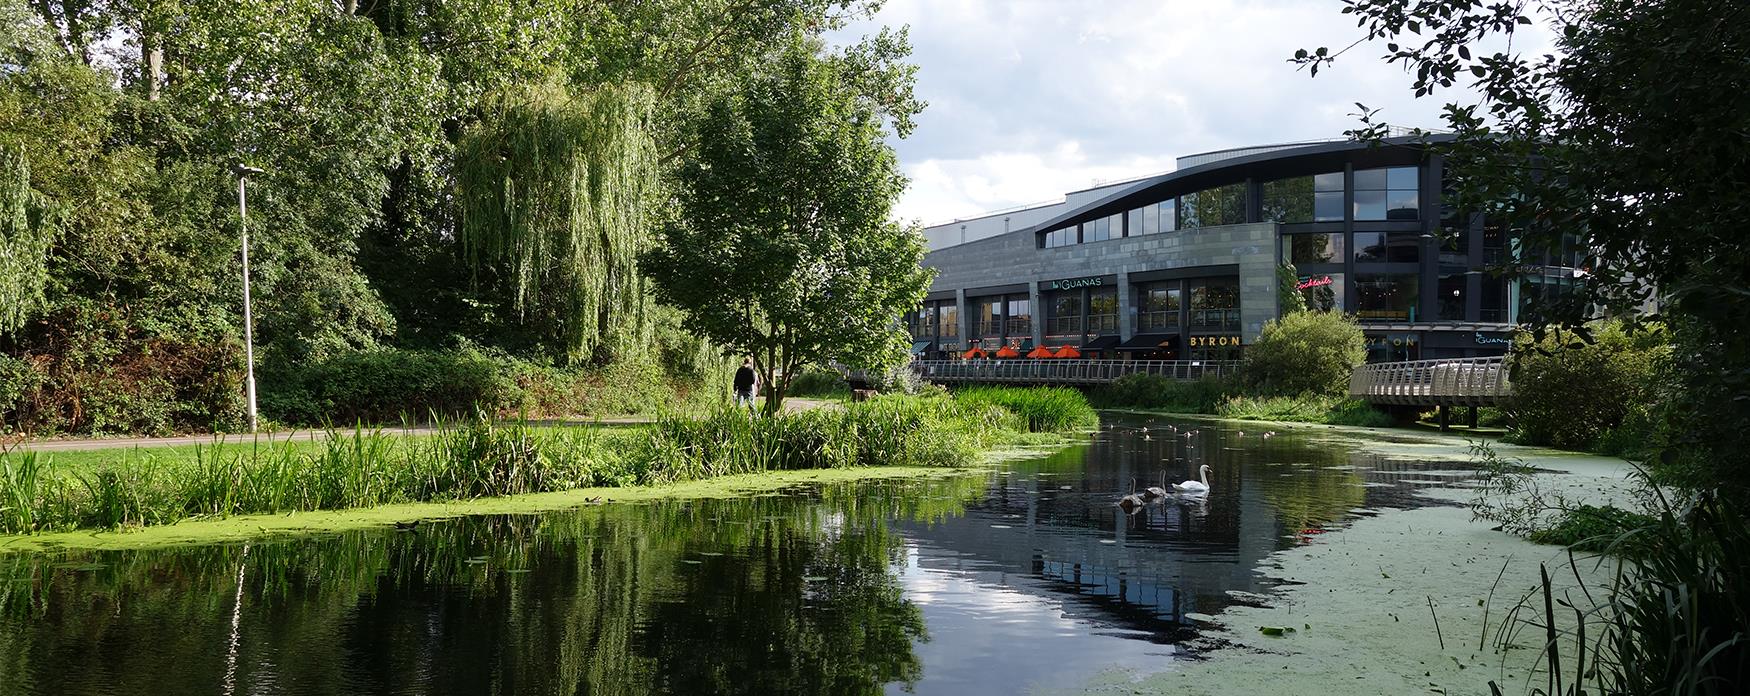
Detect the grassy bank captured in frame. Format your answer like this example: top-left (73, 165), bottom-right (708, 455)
top-left (1091, 373), bottom-right (1393, 427)
top-left (0, 388), bottom-right (1082, 536)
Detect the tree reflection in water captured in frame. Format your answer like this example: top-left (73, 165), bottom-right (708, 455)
top-left (0, 477), bottom-right (984, 696)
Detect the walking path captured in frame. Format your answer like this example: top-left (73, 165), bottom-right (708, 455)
top-left (8, 398), bottom-right (838, 453)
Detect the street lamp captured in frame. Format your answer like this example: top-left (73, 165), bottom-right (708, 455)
top-left (232, 163), bottom-right (264, 433)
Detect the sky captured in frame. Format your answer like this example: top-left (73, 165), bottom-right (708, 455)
top-left (832, 0), bottom-right (1552, 227)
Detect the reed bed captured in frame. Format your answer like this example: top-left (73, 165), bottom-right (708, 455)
top-left (951, 386), bottom-right (1098, 433)
top-left (0, 388), bottom-right (1082, 534)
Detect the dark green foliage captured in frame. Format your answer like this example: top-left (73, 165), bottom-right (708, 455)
top-left (1242, 311), bottom-right (1367, 397)
top-left (262, 349), bottom-right (517, 425)
top-left (1526, 504), bottom-right (1656, 553)
top-left (1093, 373), bottom-right (1233, 413)
top-left (1215, 395), bottom-right (1394, 427)
top-left (952, 386), bottom-right (1098, 433)
top-left (787, 366), bottom-right (850, 398)
top-left (1507, 322), bottom-right (1668, 452)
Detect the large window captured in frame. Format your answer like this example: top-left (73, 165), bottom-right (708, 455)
top-left (1438, 273), bottom-right (1468, 321)
top-left (1043, 225), bottom-right (1077, 248)
top-left (1004, 296), bottom-right (1031, 337)
top-left (1046, 291), bottom-right (1082, 336)
top-left (1283, 232), bottom-right (1344, 265)
top-left (1261, 176), bottom-right (1313, 223)
top-left (1297, 273), bottom-right (1344, 313)
top-left (906, 305), bottom-right (935, 338)
top-left (1087, 288), bottom-right (1118, 333)
top-left (1354, 274), bottom-right (1420, 322)
top-left (1179, 183), bottom-right (1246, 229)
top-left (1158, 199), bottom-right (1177, 233)
top-left (1480, 274), bottom-right (1510, 322)
top-left (1137, 283), bottom-right (1181, 331)
top-left (1082, 213), bottom-right (1123, 243)
top-left (1354, 231), bottom-right (1422, 263)
top-left (936, 302), bottom-right (958, 338)
top-left (1354, 166), bottom-right (1419, 220)
top-left (975, 298), bottom-right (1002, 336)
top-left (1189, 278), bottom-right (1241, 330)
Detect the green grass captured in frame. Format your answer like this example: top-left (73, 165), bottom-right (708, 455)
top-left (1213, 394), bottom-right (1395, 427)
top-left (952, 386), bottom-right (1099, 433)
top-left (0, 388), bottom-right (1077, 535)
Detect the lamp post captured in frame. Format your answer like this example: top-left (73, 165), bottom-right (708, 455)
top-left (233, 163), bottom-right (264, 433)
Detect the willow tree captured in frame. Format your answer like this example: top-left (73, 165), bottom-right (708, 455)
top-left (456, 83), bottom-right (657, 364)
top-left (0, 145), bottom-right (52, 334)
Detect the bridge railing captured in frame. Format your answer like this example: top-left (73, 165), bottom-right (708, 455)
top-left (906, 359), bottom-right (1242, 385)
top-left (1348, 356), bottom-right (1511, 406)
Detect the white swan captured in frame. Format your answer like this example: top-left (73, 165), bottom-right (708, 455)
top-left (1173, 465), bottom-right (1213, 495)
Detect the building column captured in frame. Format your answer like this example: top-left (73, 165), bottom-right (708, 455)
top-left (955, 288), bottom-right (970, 346)
top-left (1117, 269), bottom-right (1134, 341)
top-left (1027, 280), bottom-right (1044, 348)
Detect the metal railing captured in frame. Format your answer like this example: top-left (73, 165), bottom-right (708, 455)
top-left (910, 359), bottom-right (1242, 385)
top-left (1348, 356), bottom-right (1511, 406)
top-left (1137, 311), bottom-right (1179, 332)
top-left (1189, 309), bottom-right (1240, 330)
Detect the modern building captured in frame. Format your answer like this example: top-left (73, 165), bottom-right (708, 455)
top-left (907, 135), bottom-right (1578, 363)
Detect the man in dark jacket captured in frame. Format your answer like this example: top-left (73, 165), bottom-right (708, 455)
top-left (733, 358), bottom-right (759, 412)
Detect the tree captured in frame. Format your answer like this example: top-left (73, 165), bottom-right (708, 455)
top-left (1294, 0), bottom-right (1750, 491)
top-left (1242, 311), bottom-right (1367, 397)
top-left (643, 34), bottom-right (930, 413)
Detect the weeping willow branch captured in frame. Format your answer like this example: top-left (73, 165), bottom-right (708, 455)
top-left (456, 83), bottom-right (657, 364)
top-left (0, 146), bottom-right (54, 334)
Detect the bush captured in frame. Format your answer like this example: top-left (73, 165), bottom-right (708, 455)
top-left (262, 348), bottom-right (519, 425)
top-left (1214, 394), bottom-right (1393, 426)
top-left (1507, 321), bottom-right (1669, 451)
top-left (1242, 311), bottom-right (1367, 397)
top-left (952, 386), bottom-right (1098, 433)
top-left (1093, 373), bottom-right (1233, 413)
top-left (787, 366), bottom-right (850, 398)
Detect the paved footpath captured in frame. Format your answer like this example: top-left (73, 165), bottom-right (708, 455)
top-left (9, 399), bottom-right (836, 453)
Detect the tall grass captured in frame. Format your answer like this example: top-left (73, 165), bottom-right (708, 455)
top-left (0, 389), bottom-right (1066, 535)
top-left (953, 386), bottom-right (1097, 433)
top-left (1214, 394), bottom-right (1394, 427)
top-left (1488, 491), bottom-right (1747, 695)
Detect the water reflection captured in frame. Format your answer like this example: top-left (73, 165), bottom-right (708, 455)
top-left (0, 415), bottom-right (1470, 695)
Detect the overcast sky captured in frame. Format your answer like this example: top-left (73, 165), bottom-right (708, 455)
top-left (833, 0), bottom-right (1552, 226)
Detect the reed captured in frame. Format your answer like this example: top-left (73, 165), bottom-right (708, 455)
top-left (952, 386), bottom-right (1098, 433)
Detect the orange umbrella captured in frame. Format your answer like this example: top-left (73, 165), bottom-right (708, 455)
top-left (995, 345), bottom-right (1020, 359)
top-left (1053, 344), bottom-right (1082, 359)
top-left (1026, 345), bottom-right (1055, 359)
top-left (962, 347), bottom-right (987, 360)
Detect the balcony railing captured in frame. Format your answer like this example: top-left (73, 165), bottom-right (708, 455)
top-left (1189, 309), bottom-right (1240, 329)
top-left (1137, 311), bottom-right (1179, 332)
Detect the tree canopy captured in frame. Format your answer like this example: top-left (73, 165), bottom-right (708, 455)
top-left (643, 34), bottom-right (930, 413)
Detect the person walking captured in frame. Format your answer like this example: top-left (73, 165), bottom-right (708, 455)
top-left (733, 358), bottom-right (759, 413)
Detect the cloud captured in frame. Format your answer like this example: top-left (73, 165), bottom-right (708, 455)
top-left (831, 0), bottom-right (1554, 224)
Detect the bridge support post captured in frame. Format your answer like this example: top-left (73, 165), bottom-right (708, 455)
top-left (1467, 406), bottom-right (1478, 429)
top-left (1437, 405), bottom-right (1450, 432)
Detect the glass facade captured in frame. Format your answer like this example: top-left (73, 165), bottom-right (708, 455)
top-left (1354, 274), bottom-right (1419, 322)
top-left (1046, 291), bottom-right (1082, 336)
top-left (1283, 232), bottom-right (1344, 265)
top-left (1043, 226), bottom-right (1077, 248)
top-left (1004, 297), bottom-right (1031, 337)
top-left (1353, 232), bottom-right (1422, 263)
top-left (1087, 288), bottom-right (1118, 334)
top-left (1354, 166), bottom-right (1418, 221)
top-left (1136, 283), bottom-right (1181, 332)
top-left (1261, 172), bottom-right (1343, 224)
top-left (1082, 213), bottom-right (1122, 243)
top-left (1438, 272), bottom-right (1467, 320)
top-left (1188, 278), bottom-right (1241, 330)
top-left (1179, 183), bottom-right (1245, 229)
top-left (936, 302), bottom-right (958, 338)
top-left (1296, 273), bottom-right (1344, 313)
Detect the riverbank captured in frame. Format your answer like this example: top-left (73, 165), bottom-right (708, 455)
top-left (1071, 428), bottom-right (1635, 695)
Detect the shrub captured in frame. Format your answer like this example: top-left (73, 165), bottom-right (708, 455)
top-left (1214, 394), bottom-right (1393, 427)
top-left (262, 348), bottom-right (519, 425)
top-left (1507, 321), bottom-right (1669, 451)
top-left (953, 386), bottom-right (1098, 433)
top-left (1242, 311), bottom-right (1367, 397)
top-left (1094, 373), bottom-right (1233, 413)
top-left (787, 366), bottom-right (850, 398)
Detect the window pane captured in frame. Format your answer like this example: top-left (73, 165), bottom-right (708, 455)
top-left (1160, 199), bottom-right (1177, 232)
top-left (1314, 171), bottom-right (1344, 192)
top-left (1385, 233), bottom-right (1421, 263)
top-left (1127, 208), bottom-right (1142, 237)
top-left (1354, 168), bottom-right (1388, 190)
top-left (1262, 176), bottom-right (1313, 223)
top-left (1386, 189), bottom-right (1419, 220)
top-left (1179, 191), bottom-right (1200, 229)
top-left (1354, 231), bottom-right (1386, 262)
top-left (1386, 166), bottom-right (1418, 190)
top-left (1284, 233), bottom-right (1344, 264)
top-left (1354, 189), bottom-right (1387, 220)
top-left (1143, 203), bottom-right (1159, 235)
top-left (1438, 273), bottom-right (1467, 320)
top-left (1314, 191), bottom-right (1344, 222)
top-left (1354, 274), bottom-right (1420, 322)
top-left (1297, 272), bottom-right (1344, 312)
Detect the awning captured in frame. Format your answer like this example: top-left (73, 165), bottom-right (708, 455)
top-left (909, 340), bottom-right (933, 355)
top-left (1080, 335), bottom-right (1121, 351)
top-left (1115, 333), bottom-right (1179, 352)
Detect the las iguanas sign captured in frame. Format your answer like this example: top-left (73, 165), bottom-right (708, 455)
top-left (1045, 276), bottom-right (1105, 291)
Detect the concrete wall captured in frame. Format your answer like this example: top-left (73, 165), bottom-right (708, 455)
top-left (923, 222), bottom-right (1281, 341)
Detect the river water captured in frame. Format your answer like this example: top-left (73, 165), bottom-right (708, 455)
top-left (0, 415), bottom-right (1474, 695)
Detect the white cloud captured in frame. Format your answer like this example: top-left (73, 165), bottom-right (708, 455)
top-left (831, 0), bottom-right (1554, 224)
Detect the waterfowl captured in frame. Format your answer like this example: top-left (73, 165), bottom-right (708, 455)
top-left (1173, 465), bottom-right (1214, 495)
